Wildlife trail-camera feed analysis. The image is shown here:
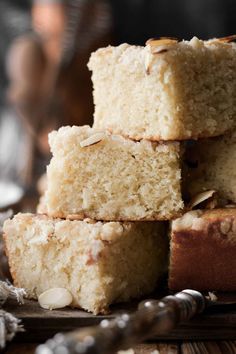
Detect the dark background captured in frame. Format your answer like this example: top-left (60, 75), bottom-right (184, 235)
top-left (1, 0), bottom-right (236, 108)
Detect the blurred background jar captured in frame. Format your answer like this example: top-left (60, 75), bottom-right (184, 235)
top-left (0, 0), bottom-right (112, 200)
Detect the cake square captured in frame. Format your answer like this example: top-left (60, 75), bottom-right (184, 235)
top-left (184, 132), bottom-right (236, 203)
top-left (44, 125), bottom-right (183, 220)
top-left (169, 209), bottom-right (236, 291)
top-left (3, 213), bottom-right (168, 314)
top-left (88, 37), bottom-right (236, 141)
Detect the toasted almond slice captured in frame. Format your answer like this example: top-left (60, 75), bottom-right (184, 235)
top-left (146, 37), bottom-right (178, 46)
top-left (38, 288), bottom-right (73, 310)
top-left (188, 190), bottom-right (216, 210)
top-left (146, 37), bottom-right (178, 54)
top-left (217, 34), bottom-right (236, 43)
top-left (208, 35), bottom-right (236, 45)
top-left (144, 38), bottom-right (178, 74)
top-left (80, 132), bottom-right (105, 148)
top-left (144, 51), bottom-right (153, 74)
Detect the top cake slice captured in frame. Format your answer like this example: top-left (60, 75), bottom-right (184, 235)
top-left (88, 37), bottom-right (236, 141)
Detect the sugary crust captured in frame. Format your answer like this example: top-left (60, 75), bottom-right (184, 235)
top-left (169, 208), bottom-right (236, 291)
top-left (198, 208), bottom-right (236, 220)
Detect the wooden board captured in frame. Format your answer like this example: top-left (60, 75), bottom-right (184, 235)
top-left (4, 343), bottom-right (179, 354)
top-left (5, 341), bottom-right (236, 354)
top-left (5, 342), bottom-right (236, 354)
top-left (4, 293), bottom-right (236, 343)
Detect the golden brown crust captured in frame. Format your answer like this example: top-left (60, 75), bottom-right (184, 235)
top-left (169, 208), bottom-right (236, 291)
top-left (199, 207), bottom-right (236, 220)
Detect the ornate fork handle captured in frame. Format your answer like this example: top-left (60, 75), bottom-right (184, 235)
top-left (36, 290), bottom-right (207, 354)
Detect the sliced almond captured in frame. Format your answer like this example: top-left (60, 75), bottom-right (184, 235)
top-left (38, 288), bottom-right (73, 310)
top-left (208, 35), bottom-right (236, 45)
top-left (188, 190), bottom-right (216, 210)
top-left (144, 37), bottom-right (178, 74)
top-left (146, 37), bottom-right (178, 54)
top-left (144, 51), bottom-right (153, 74)
top-left (146, 37), bottom-right (178, 46)
top-left (217, 35), bottom-right (236, 43)
top-left (80, 132), bottom-right (105, 148)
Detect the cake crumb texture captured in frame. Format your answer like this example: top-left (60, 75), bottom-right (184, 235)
top-left (45, 125), bottom-right (183, 220)
top-left (88, 38), bottom-right (236, 140)
top-left (3, 213), bottom-right (168, 314)
top-left (184, 132), bottom-right (236, 203)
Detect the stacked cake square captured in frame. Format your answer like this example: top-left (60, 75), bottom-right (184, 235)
top-left (3, 36), bottom-right (236, 314)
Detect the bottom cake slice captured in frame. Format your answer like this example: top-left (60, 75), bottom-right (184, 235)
top-left (169, 208), bottom-right (236, 291)
top-left (3, 213), bottom-right (168, 314)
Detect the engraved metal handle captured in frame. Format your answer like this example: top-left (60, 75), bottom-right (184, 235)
top-left (36, 290), bottom-right (207, 354)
